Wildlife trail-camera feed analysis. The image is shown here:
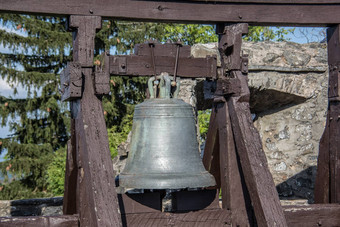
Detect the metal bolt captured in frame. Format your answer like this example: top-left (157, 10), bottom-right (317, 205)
top-left (121, 63), bottom-right (126, 69)
top-left (89, 9), bottom-right (93, 14)
top-left (63, 82), bottom-right (69, 87)
top-left (145, 64), bottom-right (150, 68)
top-left (330, 117), bottom-right (334, 121)
top-left (238, 14), bottom-right (242, 19)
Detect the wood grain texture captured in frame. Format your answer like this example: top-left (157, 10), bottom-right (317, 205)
top-left (283, 204), bottom-right (340, 227)
top-left (70, 16), bottom-right (122, 227)
top-left (202, 109), bottom-right (221, 187)
top-left (0, 215), bottom-right (79, 227)
top-left (122, 209), bottom-right (232, 227)
top-left (1, 0), bottom-right (340, 25)
top-left (216, 101), bottom-right (252, 226)
top-left (314, 111), bottom-right (330, 203)
top-left (227, 72), bottom-right (287, 226)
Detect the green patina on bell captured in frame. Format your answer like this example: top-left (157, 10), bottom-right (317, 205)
top-left (119, 73), bottom-right (216, 190)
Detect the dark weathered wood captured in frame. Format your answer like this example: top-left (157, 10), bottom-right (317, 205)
top-left (69, 16), bottom-right (101, 67)
top-left (228, 95), bottom-right (287, 226)
top-left (70, 15), bottom-right (122, 227)
top-left (60, 62), bottom-right (82, 102)
top-left (329, 102), bottom-right (340, 203)
top-left (63, 129), bottom-right (78, 214)
top-left (135, 43), bottom-right (191, 58)
top-left (186, 0), bottom-right (340, 3)
top-left (215, 78), bottom-right (241, 96)
top-left (218, 23), bottom-right (248, 71)
top-left (314, 111), bottom-right (330, 203)
top-left (172, 189), bottom-right (220, 212)
top-left (216, 101), bottom-right (252, 226)
top-left (0, 215), bottom-right (79, 227)
top-left (122, 209), bottom-right (231, 227)
top-left (110, 55), bottom-right (217, 78)
top-left (283, 204), bottom-right (340, 227)
top-left (118, 193), bottom-right (162, 215)
top-left (2, 0), bottom-right (340, 26)
top-left (202, 110), bottom-right (221, 187)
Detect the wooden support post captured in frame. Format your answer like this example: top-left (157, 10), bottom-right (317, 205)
top-left (315, 24), bottom-right (340, 204)
top-left (217, 23), bottom-right (288, 226)
top-left (62, 15), bottom-right (122, 227)
top-left (215, 99), bottom-right (253, 226)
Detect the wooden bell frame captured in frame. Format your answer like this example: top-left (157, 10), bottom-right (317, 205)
top-left (1, 1), bottom-right (340, 226)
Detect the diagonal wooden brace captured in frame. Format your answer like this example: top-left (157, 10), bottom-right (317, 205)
top-left (216, 23), bottom-right (288, 227)
top-left (63, 15), bottom-right (122, 227)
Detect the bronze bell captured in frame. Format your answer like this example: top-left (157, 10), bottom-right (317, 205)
top-left (119, 73), bottom-right (216, 190)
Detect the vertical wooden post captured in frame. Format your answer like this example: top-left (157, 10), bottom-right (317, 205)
top-left (63, 15), bottom-right (122, 227)
top-left (217, 23), bottom-right (287, 227)
top-left (215, 100), bottom-right (253, 226)
top-left (315, 25), bottom-right (340, 204)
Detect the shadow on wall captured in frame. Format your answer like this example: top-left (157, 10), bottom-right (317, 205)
top-left (276, 166), bottom-right (317, 204)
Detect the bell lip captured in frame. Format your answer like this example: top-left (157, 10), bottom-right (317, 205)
top-left (118, 172), bottom-right (216, 190)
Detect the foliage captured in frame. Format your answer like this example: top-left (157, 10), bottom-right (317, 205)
top-left (197, 110), bottom-right (211, 143)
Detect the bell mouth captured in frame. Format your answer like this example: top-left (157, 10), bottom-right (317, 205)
top-left (118, 172), bottom-right (216, 191)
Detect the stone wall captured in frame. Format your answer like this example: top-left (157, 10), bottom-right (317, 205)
top-left (192, 41), bottom-right (328, 203)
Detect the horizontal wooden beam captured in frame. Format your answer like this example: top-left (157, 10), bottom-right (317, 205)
top-left (110, 55), bottom-right (217, 78)
top-left (284, 204), bottom-right (340, 227)
top-left (0, 215), bottom-right (79, 227)
top-left (1, 0), bottom-right (340, 26)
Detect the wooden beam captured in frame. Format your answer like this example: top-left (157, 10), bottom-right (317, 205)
top-left (227, 73), bottom-right (287, 226)
top-left (110, 55), bottom-right (217, 78)
top-left (69, 15), bottom-right (122, 226)
top-left (0, 215), bottom-right (79, 227)
top-left (1, 0), bottom-right (340, 26)
top-left (122, 209), bottom-right (231, 226)
top-left (216, 100), bottom-right (253, 226)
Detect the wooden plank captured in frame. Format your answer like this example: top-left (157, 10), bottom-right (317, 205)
top-left (184, 0), bottom-right (340, 3)
top-left (110, 55), bottom-right (217, 78)
top-left (70, 16), bottom-right (122, 227)
top-left (1, 0), bottom-right (340, 25)
top-left (172, 189), bottom-right (220, 212)
top-left (0, 215), bottom-right (79, 227)
top-left (216, 101), bottom-right (253, 226)
top-left (283, 204), bottom-right (340, 227)
top-left (118, 192), bottom-right (162, 214)
top-left (329, 101), bottom-right (340, 203)
top-left (122, 209), bottom-right (232, 227)
top-left (227, 72), bottom-right (287, 227)
top-left (314, 111), bottom-right (330, 203)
